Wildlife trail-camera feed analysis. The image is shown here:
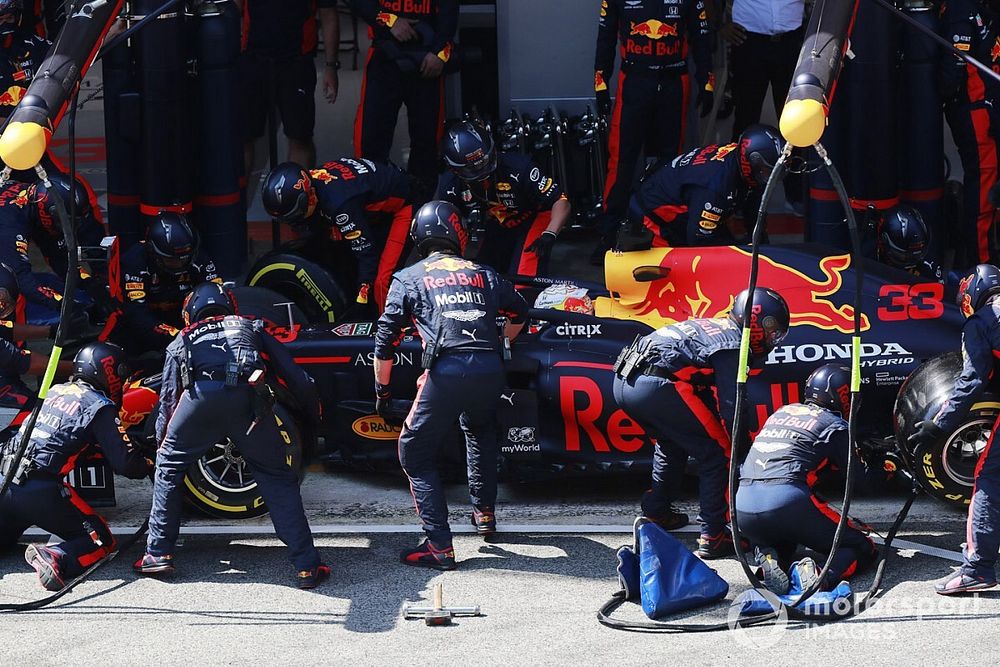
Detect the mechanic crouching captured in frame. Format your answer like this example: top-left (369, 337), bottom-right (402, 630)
top-left (910, 265), bottom-right (1000, 594)
top-left (1, 342), bottom-right (152, 591)
top-left (613, 287), bottom-right (790, 558)
top-left (736, 364), bottom-right (880, 594)
top-left (134, 283), bottom-right (327, 588)
top-left (374, 201), bottom-right (529, 570)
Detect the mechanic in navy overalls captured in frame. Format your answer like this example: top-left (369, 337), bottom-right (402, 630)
top-left (624, 125), bottom-right (782, 247)
top-left (134, 283), bottom-right (327, 588)
top-left (736, 364), bottom-right (879, 594)
top-left (374, 201), bottom-right (528, 570)
top-left (1, 342), bottom-right (152, 592)
top-left (261, 157), bottom-right (421, 311)
top-left (613, 287), bottom-right (790, 559)
top-left (910, 264), bottom-right (1000, 594)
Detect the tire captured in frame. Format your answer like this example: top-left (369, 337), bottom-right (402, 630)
top-left (229, 285), bottom-right (307, 329)
top-left (895, 351), bottom-right (996, 507)
top-left (181, 404), bottom-right (309, 519)
top-left (246, 252), bottom-right (349, 324)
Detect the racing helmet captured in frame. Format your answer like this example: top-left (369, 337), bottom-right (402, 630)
top-left (957, 264), bottom-right (1000, 318)
top-left (738, 124), bottom-right (783, 188)
top-left (0, 0), bottom-right (19, 36)
top-left (410, 200), bottom-right (468, 257)
top-left (443, 121), bottom-right (498, 182)
top-left (804, 363), bottom-right (853, 416)
top-left (879, 206), bottom-right (929, 269)
top-left (71, 341), bottom-right (131, 404)
top-left (261, 162), bottom-right (314, 223)
top-left (31, 172), bottom-right (93, 226)
top-left (730, 287), bottom-right (790, 355)
top-left (146, 212), bottom-right (198, 277)
top-left (0, 262), bottom-right (18, 319)
top-left (182, 282), bottom-right (237, 327)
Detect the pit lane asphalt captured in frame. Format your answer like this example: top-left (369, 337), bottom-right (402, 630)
top-left (2, 472), bottom-right (998, 665)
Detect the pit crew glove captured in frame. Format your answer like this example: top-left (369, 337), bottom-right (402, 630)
top-left (907, 420), bottom-right (944, 450)
top-left (526, 231), bottom-right (557, 257)
top-left (697, 86), bottom-right (714, 118)
top-left (375, 382), bottom-right (402, 425)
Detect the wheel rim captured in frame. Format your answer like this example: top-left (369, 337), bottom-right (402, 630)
top-left (196, 440), bottom-right (256, 493)
top-left (941, 418), bottom-right (992, 488)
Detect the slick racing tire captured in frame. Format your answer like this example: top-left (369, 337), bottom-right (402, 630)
top-left (229, 285), bottom-right (307, 329)
top-left (182, 404), bottom-right (309, 520)
top-left (895, 351), bottom-right (997, 507)
top-left (246, 253), bottom-right (349, 324)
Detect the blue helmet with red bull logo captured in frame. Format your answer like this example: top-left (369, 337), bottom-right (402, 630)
top-left (804, 363), bottom-right (852, 416)
top-left (71, 341), bottom-right (131, 405)
top-left (410, 200), bottom-right (468, 257)
top-left (147, 212), bottom-right (198, 277)
top-left (957, 264), bottom-right (1000, 318)
top-left (738, 124), bottom-right (783, 188)
top-left (31, 172), bottom-right (93, 227)
top-left (443, 121), bottom-right (498, 182)
top-left (730, 286), bottom-right (790, 355)
top-left (879, 206), bottom-right (928, 270)
top-left (261, 162), bottom-right (313, 223)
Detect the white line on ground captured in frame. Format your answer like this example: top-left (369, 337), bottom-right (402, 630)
top-left (23, 524), bottom-right (966, 562)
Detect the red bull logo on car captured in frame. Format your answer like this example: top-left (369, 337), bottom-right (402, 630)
top-left (0, 85), bottom-right (25, 107)
top-left (604, 247), bottom-right (871, 334)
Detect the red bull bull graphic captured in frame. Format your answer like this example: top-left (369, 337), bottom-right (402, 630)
top-left (629, 19), bottom-right (678, 39)
top-left (603, 246), bottom-right (870, 334)
top-left (309, 169), bottom-right (335, 184)
top-left (625, 20), bottom-right (681, 57)
top-left (0, 86), bottom-right (25, 107)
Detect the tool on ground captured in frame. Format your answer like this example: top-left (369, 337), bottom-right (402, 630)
top-left (403, 583), bottom-right (481, 626)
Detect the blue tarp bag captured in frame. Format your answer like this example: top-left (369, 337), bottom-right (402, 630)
top-left (733, 558), bottom-right (855, 618)
top-left (615, 518), bottom-right (729, 619)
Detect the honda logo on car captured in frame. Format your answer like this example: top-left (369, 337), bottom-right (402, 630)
top-left (434, 291), bottom-right (485, 307)
top-left (554, 324), bottom-right (602, 338)
top-left (352, 416), bottom-right (401, 440)
top-left (766, 342), bottom-right (914, 367)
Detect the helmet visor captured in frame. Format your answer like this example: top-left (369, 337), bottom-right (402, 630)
top-left (455, 149), bottom-right (498, 182)
top-left (0, 288), bottom-right (14, 319)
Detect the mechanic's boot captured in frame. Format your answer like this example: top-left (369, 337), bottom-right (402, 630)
top-left (643, 506), bottom-right (689, 531)
top-left (400, 539), bottom-right (457, 571)
top-left (133, 553), bottom-right (175, 576)
top-left (935, 571), bottom-right (998, 595)
top-left (471, 505), bottom-right (497, 537)
top-left (754, 547), bottom-right (789, 596)
top-left (695, 531), bottom-right (735, 560)
top-left (297, 564), bottom-right (331, 590)
top-left (24, 545), bottom-right (65, 592)
top-left (791, 557), bottom-right (821, 594)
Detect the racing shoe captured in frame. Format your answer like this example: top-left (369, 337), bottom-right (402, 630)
top-left (754, 547), bottom-right (790, 596)
top-left (643, 506), bottom-right (690, 531)
top-left (695, 531), bottom-right (735, 560)
top-left (297, 564), bottom-right (331, 590)
top-left (471, 505), bottom-right (497, 537)
top-left (935, 571), bottom-right (998, 596)
top-left (791, 557), bottom-right (821, 594)
top-left (24, 545), bottom-right (65, 592)
top-left (400, 539), bottom-right (457, 571)
top-left (133, 553), bottom-right (175, 576)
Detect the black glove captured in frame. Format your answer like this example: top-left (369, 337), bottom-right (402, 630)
top-left (596, 88), bottom-right (612, 117)
top-left (375, 383), bottom-right (403, 426)
top-left (907, 420), bottom-right (944, 450)
top-left (697, 86), bottom-right (714, 118)
top-left (526, 230), bottom-right (557, 256)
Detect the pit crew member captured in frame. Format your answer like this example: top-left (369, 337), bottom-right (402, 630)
top-left (374, 200), bottom-right (528, 570)
top-left (612, 287), bottom-right (790, 558)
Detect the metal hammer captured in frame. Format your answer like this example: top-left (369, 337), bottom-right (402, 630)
top-left (403, 583), bottom-right (481, 626)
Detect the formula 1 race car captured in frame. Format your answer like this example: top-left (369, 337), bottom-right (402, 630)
top-left (115, 238), bottom-right (961, 520)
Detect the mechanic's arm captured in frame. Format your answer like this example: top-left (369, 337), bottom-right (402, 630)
top-left (931, 318), bottom-right (994, 434)
top-left (594, 0), bottom-right (619, 115)
top-left (334, 201), bottom-right (379, 304)
top-left (155, 346), bottom-right (183, 445)
top-left (91, 404), bottom-right (153, 479)
top-left (427, 0), bottom-right (458, 67)
top-left (119, 274), bottom-right (178, 342)
top-left (373, 278), bottom-right (411, 388)
top-left (938, 0), bottom-right (975, 102)
top-left (686, 188), bottom-right (730, 245)
top-left (351, 0), bottom-right (415, 42)
top-left (711, 349), bottom-right (744, 439)
top-left (5, 233), bottom-right (64, 311)
top-left (318, 1), bottom-right (340, 104)
top-left (689, 0), bottom-right (714, 91)
top-left (495, 273), bottom-right (529, 342)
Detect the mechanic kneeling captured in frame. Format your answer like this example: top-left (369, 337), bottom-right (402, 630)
top-left (736, 364), bottom-right (879, 594)
top-left (613, 287), bottom-right (790, 558)
top-left (911, 265), bottom-right (1000, 594)
top-left (134, 283), bottom-right (327, 588)
top-left (0, 342), bottom-right (152, 591)
top-left (374, 201), bottom-right (529, 570)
